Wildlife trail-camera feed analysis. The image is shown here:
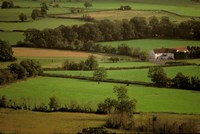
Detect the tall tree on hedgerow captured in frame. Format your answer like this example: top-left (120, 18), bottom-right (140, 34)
top-left (148, 66), bottom-right (169, 87)
top-left (0, 40), bottom-right (16, 62)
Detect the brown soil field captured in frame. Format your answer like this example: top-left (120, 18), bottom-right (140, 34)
top-left (13, 47), bottom-right (106, 58)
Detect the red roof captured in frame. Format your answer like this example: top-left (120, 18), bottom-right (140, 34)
top-left (153, 48), bottom-right (176, 53)
top-left (175, 47), bottom-right (189, 52)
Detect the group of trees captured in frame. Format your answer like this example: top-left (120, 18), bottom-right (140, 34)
top-left (0, 60), bottom-right (43, 85)
top-left (63, 55), bottom-right (98, 70)
top-left (148, 66), bottom-right (200, 90)
top-left (0, 40), bottom-right (16, 62)
top-left (18, 28), bottom-right (148, 60)
top-left (97, 85), bottom-right (137, 130)
top-left (1, 0), bottom-right (14, 8)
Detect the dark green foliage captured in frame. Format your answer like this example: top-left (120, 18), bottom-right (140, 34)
top-left (0, 69), bottom-right (15, 84)
top-left (84, 55), bottom-right (99, 70)
top-left (63, 55), bottom-right (98, 70)
top-left (31, 9), bottom-right (41, 20)
top-left (20, 59), bottom-right (43, 77)
top-left (19, 13), bottom-right (27, 22)
top-left (0, 40), bottom-right (16, 62)
top-left (8, 63), bottom-right (27, 79)
top-left (78, 127), bottom-right (115, 134)
top-left (49, 96), bottom-right (60, 111)
top-left (105, 86), bottom-right (137, 130)
top-left (93, 67), bottom-right (107, 84)
top-left (84, 1), bottom-right (92, 8)
top-left (108, 57), bottom-right (119, 63)
top-left (136, 116), bottom-right (198, 133)
top-left (40, 2), bottom-right (48, 16)
top-left (82, 14), bottom-right (95, 22)
top-left (69, 7), bottom-right (84, 13)
top-left (1, 0), bottom-right (14, 8)
top-left (0, 96), bottom-right (6, 107)
top-left (172, 72), bottom-right (191, 89)
top-left (0, 60), bottom-right (42, 85)
top-left (118, 5), bottom-right (132, 10)
top-left (148, 67), bottom-right (169, 87)
top-left (97, 98), bottom-right (117, 114)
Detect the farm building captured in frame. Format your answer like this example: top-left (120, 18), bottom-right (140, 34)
top-left (150, 47), bottom-right (189, 60)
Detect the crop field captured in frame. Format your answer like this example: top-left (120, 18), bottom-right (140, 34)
top-left (0, 47), bottom-right (117, 68)
top-left (45, 65), bottom-right (200, 82)
top-left (0, 77), bottom-right (200, 114)
top-left (99, 39), bottom-right (200, 52)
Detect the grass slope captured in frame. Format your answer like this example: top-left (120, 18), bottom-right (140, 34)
top-left (0, 77), bottom-right (200, 114)
top-left (45, 65), bottom-right (200, 82)
top-left (99, 39), bottom-right (200, 52)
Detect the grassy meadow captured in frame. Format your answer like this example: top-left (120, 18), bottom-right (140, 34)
top-left (0, 77), bottom-right (200, 114)
top-left (45, 65), bottom-right (200, 82)
top-left (99, 39), bottom-right (200, 52)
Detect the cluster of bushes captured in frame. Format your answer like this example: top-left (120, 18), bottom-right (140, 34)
top-left (135, 116), bottom-right (198, 133)
top-left (118, 5), bottom-right (132, 10)
top-left (174, 46), bottom-right (200, 59)
top-left (0, 96), bottom-right (95, 113)
top-left (1, 0), bottom-right (14, 8)
top-left (0, 60), bottom-right (43, 85)
top-left (82, 14), bottom-right (95, 22)
top-left (0, 40), bottom-right (16, 62)
top-left (78, 127), bottom-right (115, 134)
top-left (63, 55), bottom-right (98, 70)
top-left (148, 66), bottom-right (200, 90)
top-left (69, 7), bottom-right (85, 13)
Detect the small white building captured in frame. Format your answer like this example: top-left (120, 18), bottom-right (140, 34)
top-left (150, 47), bottom-right (189, 60)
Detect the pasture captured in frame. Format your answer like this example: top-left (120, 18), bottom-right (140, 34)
top-left (0, 32), bottom-right (24, 45)
top-left (59, 9), bottom-right (196, 22)
top-left (45, 65), bottom-right (200, 82)
top-left (99, 39), bottom-right (200, 52)
top-left (0, 77), bottom-right (200, 114)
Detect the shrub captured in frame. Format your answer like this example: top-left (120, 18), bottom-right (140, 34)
top-left (49, 96), bottom-right (60, 111)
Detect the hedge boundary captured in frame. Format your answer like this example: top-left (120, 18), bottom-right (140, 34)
top-left (41, 73), bottom-right (151, 86)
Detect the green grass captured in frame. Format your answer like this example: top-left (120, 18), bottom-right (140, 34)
top-left (45, 65), bottom-right (200, 82)
top-left (99, 61), bottom-right (156, 68)
top-left (0, 77), bottom-right (200, 114)
top-left (98, 39), bottom-right (200, 52)
top-left (0, 18), bottom-right (85, 31)
top-left (0, 32), bottom-right (24, 45)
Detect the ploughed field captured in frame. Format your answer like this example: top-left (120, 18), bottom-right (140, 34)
top-left (0, 77), bottom-right (200, 114)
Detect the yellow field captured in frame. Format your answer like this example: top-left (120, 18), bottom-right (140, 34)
top-left (0, 108), bottom-right (200, 134)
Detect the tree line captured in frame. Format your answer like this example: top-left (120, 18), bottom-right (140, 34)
top-left (0, 60), bottom-right (43, 85)
top-left (148, 66), bottom-right (200, 90)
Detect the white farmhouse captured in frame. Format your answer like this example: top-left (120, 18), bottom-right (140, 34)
top-left (150, 47), bottom-right (189, 60)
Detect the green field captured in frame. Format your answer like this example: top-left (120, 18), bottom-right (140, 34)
top-left (45, 65), bottom-right (200, 82)
top-left (99, 39), bottom-right (200, 52)
top-left (99, 61), bottom-right (156, 68)
top-left (0, 32), bottom-right (24, 45)
top-left (0, 77), bottom-right (200, 114)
